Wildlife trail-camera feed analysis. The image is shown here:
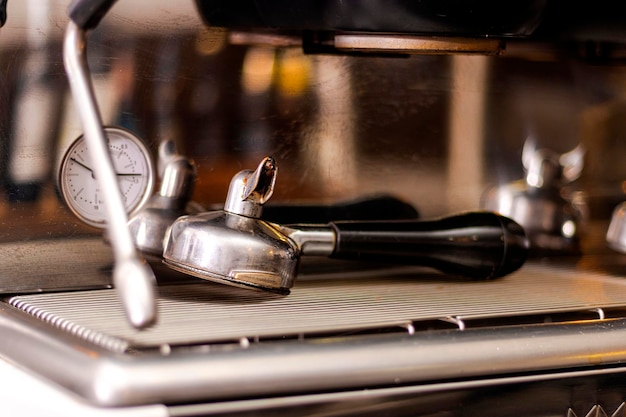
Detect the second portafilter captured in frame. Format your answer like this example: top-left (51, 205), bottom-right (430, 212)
top-left (482, 140), bottom-right (587, 255)
top-left (162, 157), bottom-right (529, 294)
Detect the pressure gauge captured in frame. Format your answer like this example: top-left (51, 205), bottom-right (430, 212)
top-left (59, 127), bottom-right (155, 228)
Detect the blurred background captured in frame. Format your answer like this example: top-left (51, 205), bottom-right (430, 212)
top-left (2, 0), bottom-right (626, 243)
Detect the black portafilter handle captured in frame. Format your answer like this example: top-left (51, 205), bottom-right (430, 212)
top-left (328, 212), bottom-right (529, 279)
top-left (0, 0), bottom-right (7, 28)
top-left (262, 194), bottom-right (419, 224)
top-left (68, 0), bottom-right (117, 30)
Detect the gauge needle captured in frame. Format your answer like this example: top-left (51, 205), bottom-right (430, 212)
top-left (70, 157), bottom-right (141, 178)
top-left (70, 157), bottom-right (95, 179)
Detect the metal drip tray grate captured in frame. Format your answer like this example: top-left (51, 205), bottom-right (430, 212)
top-left (7, 260), bottom-right (626, 353)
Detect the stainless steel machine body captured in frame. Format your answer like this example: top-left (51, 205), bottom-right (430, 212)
top-left (3, 1), bottom-right (626, 416)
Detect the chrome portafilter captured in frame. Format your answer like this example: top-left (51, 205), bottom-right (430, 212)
top-left (482, 140), bottom-right (587, 255)
top-left (163, 157), bottom-right (529, 294)
top-left (128, 139), bottom-right (200, 258)
top-left (607, 204), bottom-right (626, 253)
top-left (163, 157), bottom-right (297, 292)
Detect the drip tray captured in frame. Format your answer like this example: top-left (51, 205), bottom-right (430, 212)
top-left (7, 261), bottom-right (626, 352)
top-left (4, 260), bottom-right (626, 406)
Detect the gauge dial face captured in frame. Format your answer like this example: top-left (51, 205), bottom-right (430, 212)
top-left (59, 127), bottom-right (155, 228)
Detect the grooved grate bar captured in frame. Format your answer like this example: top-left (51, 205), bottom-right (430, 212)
top-left (7, 262), bottom-right (626, 352)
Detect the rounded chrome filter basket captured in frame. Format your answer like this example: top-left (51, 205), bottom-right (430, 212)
top-left (163, 211), bottom-right (299, 294)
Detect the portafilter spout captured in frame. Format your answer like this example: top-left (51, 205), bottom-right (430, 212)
top-left (163, 157), bottom-right (529, 294)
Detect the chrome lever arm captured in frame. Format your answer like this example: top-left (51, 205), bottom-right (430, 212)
top-left (63, 22), bottom-right (157, 329)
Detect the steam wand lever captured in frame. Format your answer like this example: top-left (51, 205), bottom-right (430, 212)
top-left (63, 0), bottom-right (157, 328)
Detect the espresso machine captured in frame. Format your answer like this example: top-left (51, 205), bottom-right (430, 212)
top-left (4, 1), bottom-right (626, 416)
